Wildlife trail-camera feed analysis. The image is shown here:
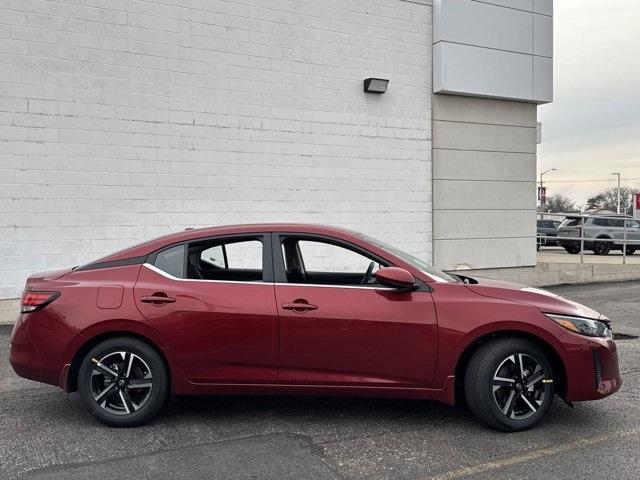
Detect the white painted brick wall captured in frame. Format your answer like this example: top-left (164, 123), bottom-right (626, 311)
top-left (0, 0), bottom-right (433, 299)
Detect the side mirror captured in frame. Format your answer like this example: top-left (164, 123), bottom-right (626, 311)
top-left (375, 267), bottom-right (415, 290)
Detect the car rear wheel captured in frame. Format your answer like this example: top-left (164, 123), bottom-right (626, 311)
top-left (78, 337), bottom-right (168, 427)
top-left (464, 338), bottom-right (555, 432)
top-left (593, 238), bottom-right (611, 255)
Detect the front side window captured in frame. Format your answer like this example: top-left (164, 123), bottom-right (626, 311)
top-left (627, 220), bottom-right (640, 229)
top-left (281, 237), bottom-right (384, 286)
top-left (188, 237), bottom-right (263, 282)
top-left (358, 234), bottom-right (458, 283)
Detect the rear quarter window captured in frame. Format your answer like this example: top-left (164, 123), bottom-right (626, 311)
top-left (153, 244), bottom-right (186, 278)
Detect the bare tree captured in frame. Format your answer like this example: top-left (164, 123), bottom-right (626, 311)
top-left (586, 186), bottom-right (640, 215)
top-left (545, 193), bottom-right (579, 213)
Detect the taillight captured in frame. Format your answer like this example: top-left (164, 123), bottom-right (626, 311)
top-left (20, 291), bottom-right (60, 313)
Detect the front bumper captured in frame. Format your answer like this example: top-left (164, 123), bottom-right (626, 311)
top-left (564, 336), bottom-right (621, 402)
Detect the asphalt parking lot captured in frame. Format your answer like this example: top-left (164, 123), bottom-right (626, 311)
top-left (2, 281), bottom-right (640, 480)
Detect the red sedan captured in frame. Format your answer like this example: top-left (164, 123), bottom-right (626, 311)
top-left (10, 224), bottom-right (620, 431)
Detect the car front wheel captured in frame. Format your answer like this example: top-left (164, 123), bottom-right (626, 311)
top-left (464, 338), bottom-right (555, 432)
top-left (78, 337), bottom-right (168, 427)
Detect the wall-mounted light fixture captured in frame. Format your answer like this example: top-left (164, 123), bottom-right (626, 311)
top-left (363, 78), bottom-right (389, 94)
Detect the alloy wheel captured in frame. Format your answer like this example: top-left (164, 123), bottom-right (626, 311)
top-left (90, 351), bottom-right (153, 415)
top-left (492, 353), bottom-right (548, 420)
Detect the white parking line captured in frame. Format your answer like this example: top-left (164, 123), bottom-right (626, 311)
top-left (427, 426), bottom-right (640, 480)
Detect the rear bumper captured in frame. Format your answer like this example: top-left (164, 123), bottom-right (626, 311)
top-left (538, 235), bottom-right (559, 246)
top-left (9, 313), bottom-right (70, 389)
top-left (564, 336), bottom-right (621, 402)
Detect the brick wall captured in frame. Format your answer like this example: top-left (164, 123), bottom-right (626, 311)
top-left (0, 0), bottom-right (433, 299)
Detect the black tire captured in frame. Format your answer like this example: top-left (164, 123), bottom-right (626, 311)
top-left (78, 337), bottom-right (168, 427)
top-left (564, 245), bottom-right (580, 255)
top-left (464, 338), bottom-right (555, 432)
top-left (593, 238), bottom-right (611, 256)
top-left (624, 247), bottom-right (635, 255)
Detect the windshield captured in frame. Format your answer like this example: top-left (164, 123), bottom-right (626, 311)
top-left (359, 234), bottom-right (458, 283)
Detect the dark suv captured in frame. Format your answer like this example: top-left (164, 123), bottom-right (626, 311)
top-left (537, 219), bottom-right (561, 249)
top-left (558, 215), bottom-right (640, 255)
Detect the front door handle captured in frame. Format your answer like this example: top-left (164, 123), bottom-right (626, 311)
top-left (282, 301), bottom-right (318, 312)
top-left (141, 294), bottom-right (176, 305)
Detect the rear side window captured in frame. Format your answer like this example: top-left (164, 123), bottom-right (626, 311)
top-left (188, 237), bottom-right (263, 282)
top-left (153, 244), bottom-right (185, 278)
top-left (593, 218), bottom-right (608, 227)
top-left (611, 218), bottom-right (625, 228)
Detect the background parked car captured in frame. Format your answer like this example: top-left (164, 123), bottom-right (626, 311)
top-left (558, 215), bottom-right (640, 255)
top-left (537, 219), bottom-right (562, 249)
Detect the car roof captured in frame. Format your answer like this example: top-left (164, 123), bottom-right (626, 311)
top-left (90, 223), bottom-right (363, 263)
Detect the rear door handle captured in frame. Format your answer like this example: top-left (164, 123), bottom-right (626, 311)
top-left (282, 301), bottom-right (318, 312)
top-left (141, 294), bottom-right (176, 305)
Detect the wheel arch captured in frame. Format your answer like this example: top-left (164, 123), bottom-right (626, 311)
top-left (67, 331), bottom-right (171, 393)
top-left (453, 330), bottom-right (567, 406)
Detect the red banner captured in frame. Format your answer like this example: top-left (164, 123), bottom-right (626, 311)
top-left (538, 186), bottom-right (547, 204)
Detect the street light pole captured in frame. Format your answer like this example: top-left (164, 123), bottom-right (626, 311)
top-left (539, 168), bottom-right (556, 217)
top-left (611, 172), bottom-right (621, 214)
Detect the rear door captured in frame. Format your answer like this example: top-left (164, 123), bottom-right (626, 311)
top-left (273, 234), bottom-right (438, 388)
top-left (134, 234), bottom-right (278, 383)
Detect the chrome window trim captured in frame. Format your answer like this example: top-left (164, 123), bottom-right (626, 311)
top-left (142, 263), bottom-right (396, 291)
top-left (274, 282), bottom-right (394, 291)
top-left (143, 263), bottom-right (268, 286)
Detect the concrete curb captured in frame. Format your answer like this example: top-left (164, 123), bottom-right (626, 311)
top-left (447, 261), bottom-right (640, 287)
top-left (0, 299), bottom-right (19, 326)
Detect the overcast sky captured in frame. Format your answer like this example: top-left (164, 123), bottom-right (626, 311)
top-left (537, 0), bottom-right (640, 207)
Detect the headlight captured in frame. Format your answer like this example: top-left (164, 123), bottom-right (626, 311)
top-left (546, 314), bottom-right (612, 339)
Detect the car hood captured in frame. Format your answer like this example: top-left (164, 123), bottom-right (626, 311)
top-left (462, 276), bottom-right (604, 320)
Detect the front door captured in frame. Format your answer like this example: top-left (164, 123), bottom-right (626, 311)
top-left (625, 219), bottom-right (640, 251)
top-left (273, 235), bottom-right (438, 388)
top-left (134, 235), bottom-right (277, 383)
